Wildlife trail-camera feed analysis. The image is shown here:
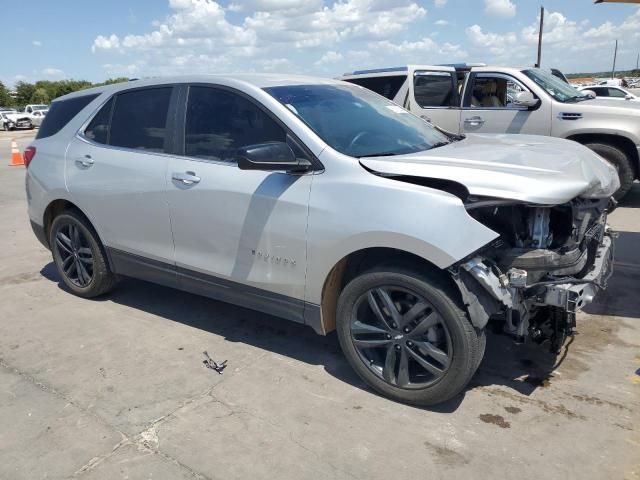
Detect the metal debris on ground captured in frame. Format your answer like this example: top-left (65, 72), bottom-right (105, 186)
top-left (202, 351), bottom-right (227, 374)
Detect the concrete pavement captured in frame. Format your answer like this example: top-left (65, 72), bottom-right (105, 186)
top-left (0, 132), bottom-right (638, 479)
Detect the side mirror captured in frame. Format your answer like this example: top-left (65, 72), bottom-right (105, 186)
top-left (581, 90), bottom-right (596, 99)
top-left (237, 142), bottom-right (311, 172)
top-left (625, 94), bottom-right (633, 100)
top-left (513, 91), bottom-right (540, 109)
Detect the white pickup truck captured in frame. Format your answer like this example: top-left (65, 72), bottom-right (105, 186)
top-left (341, 64), bottom-right (640, 199)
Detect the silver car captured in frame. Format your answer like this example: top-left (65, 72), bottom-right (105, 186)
top-left (25, 75), bottom-right (618, 405)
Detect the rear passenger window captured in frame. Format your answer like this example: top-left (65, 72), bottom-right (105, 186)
top-left (413, 72), bottom-right (456, 107)
top-left (109, 87), bottom-right (172, 152)
top-left (184, 86), bottom-right (286, 161)
top-left (343, 76), bottom-right (407, 100)
top-left (84, 97), bottom-right (114, 145)
top-left (36, 94), bottom-right (99, 139)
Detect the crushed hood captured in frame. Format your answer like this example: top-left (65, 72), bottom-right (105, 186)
top-left (360, 134), bottom-right (620, 205)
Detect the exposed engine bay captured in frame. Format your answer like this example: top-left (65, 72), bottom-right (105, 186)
top-left (450, 197), bottom-right (615, 351)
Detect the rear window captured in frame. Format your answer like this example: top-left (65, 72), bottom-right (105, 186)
top-left (109, 87), bottom-right (172, 152)
top-left (36, 94), bottom-right (99, 139)
top-left (413, 72), bottom-right (457, 107)
top-left (343, 75), bottom-right (407, 100)
top-left (84, 97), bottom-right (114, 145)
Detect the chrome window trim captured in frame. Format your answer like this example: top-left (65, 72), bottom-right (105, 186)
top-left (462, 71), bottom-right (533, 111)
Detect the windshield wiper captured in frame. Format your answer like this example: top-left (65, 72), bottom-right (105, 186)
top-left (357, 152), bottom-right (399, 158)
top-left (429, 141), bottom-right (451, 150)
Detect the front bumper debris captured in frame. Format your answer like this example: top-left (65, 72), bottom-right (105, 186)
top-left (451, 232), bottom-right (615, 332)
top-left (540, 235), bottom-right (614, 313)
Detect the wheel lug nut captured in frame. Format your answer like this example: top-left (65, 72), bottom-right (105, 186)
top-left (391, 323), bottom-right (398, 329)
top-left (403, 327), bottom-right (410, 333)
top-left (407, 341), bottom-right (413, 347)
top-left (395, 345), bottom-right (401, 351)
top-left (386, 334), bottom-right (392, 340)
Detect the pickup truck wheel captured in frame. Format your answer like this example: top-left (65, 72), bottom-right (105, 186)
top-left (584, 142), bottom-right (635, 200)
top-left (336, 267), bottom-right (484, 406)
top-left (49, 210), bottom-right (117, 298)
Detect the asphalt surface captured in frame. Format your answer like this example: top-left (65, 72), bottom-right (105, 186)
top-left (0, 130), bottom-right (638, 479)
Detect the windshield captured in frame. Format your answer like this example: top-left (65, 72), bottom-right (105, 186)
top-left (264, 84), bottom-right (450, 158)
top-left (32, 105), bottom-right (48, 110)
top-left (522, 68), bottom-right (589, 103)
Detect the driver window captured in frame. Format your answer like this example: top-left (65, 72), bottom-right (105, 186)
top-left (467, 75), bottom-right (529, 109)
top-left (185, 86), bottom-right (287, 162)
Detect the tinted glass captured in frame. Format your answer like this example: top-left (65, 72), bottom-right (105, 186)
top-left (343, 76), bottom-right (407, 100)
top-left (265, 84), bottom-right (449, 158)
top-left (608, 88), bottom-right (626, 98)
top-left (84, 97), bottom-right (114, 145)
top-left (413, 72), bottom-right (456, 107)
top-left (36, 94), bottom-right (99, 139)
top-left (109, 87), bottom-right (172, 152)
top-left (185, 86), bottom-right (286, 161)
top-left (591, 87), bottom-right (608, 96)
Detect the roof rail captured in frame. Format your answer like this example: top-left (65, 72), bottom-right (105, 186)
top-left (345, 66), bottom-right (408, 76)
top-left (437, 63), bottom-right (487, 68)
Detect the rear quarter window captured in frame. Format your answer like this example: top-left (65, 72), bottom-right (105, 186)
top-left (343, 75), bottom-right (407, 100)
top-left (36, 94), bottom-right (99, 139)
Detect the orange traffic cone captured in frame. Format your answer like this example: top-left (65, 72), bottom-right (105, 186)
top-left (9, 138), bottom-right (24, 166)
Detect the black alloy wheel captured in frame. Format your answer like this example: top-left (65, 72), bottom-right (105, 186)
top-left (54, 223), bottom-right (94, 288)
top-left (49, 210), bottom-right (117, 298)
top-left (349, 286), bottom-right (453, 389)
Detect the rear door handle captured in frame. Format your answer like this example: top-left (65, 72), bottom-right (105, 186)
top-left (75, 155), bottom-right (94, 168)
top-left (464, 116), bottom-right (485, 127)
top-left (172, 171), bottom-right (201, 185)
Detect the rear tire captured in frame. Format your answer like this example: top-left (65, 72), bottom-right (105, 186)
top-left (49, 210), bottom-right (117, 298)
top-left (584, 142), bottom-right (635, 201)
top-left (336, 266), bottom-right (484, 406)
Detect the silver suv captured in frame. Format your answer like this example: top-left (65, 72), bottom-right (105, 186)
top-left (341, 65), bottom-right (640, 199)
top-left (26, 75), bottom-right (618, 405)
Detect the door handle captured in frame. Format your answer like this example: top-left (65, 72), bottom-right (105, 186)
top-left (172, 171), bottom-right (201, 185)
top-left (464, 116), bottom-right (485, 127)
top-left (75, 155), bottom-right (94, 168)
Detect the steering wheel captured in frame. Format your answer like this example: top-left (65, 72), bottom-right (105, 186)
top-left (347, 131), bottom-right (372, 153)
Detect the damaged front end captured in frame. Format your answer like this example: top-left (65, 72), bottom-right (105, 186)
top-left (450, 197), bottom-right (615, 351)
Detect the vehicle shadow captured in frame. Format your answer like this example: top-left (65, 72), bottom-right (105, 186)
top-left (40, 260), bottom-right (578, 413)
top-left (583, 230), bottom-right (640, 319)
top-left (617, 182), bottom-right (640, 209)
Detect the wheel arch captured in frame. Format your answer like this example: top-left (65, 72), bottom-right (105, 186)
top-left (566, 133), bottom-right (639, 178)
top-left (43, 200), bottom-right (103, 251)
top-left (317, 247), bottom-right (459, 335)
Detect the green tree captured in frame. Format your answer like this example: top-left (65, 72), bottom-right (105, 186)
top-left (15, 81), bottom-right (36, 106)
top-left (30, 88), bottom-right (49, 104)
top-left (0, 81), bottom-right (13, 107)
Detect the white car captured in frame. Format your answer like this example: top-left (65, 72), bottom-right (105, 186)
top-left (24, 104), bottom-right (49, 115)
top-left (578, 85), bottom-right (638, 102)
top-left (29, 109), bottom-right (48, 127)
top-left (0, 111), bottom-right (34, 130)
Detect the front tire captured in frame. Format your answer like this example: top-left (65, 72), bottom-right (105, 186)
top-left (584, 142), bottom-right (635, 201)
top-left (336, 267), bottom-right (484, 406)
top-left (49, 210), bottom-right (117, 298)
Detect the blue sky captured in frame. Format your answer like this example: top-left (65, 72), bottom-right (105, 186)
top-left (3, 0), bottom-right (640, 87)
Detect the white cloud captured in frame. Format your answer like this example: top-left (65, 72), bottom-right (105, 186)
top-left (484, 0), bottom-right (516, 19)
top-left (373, 37), bottom-right (467, 61)
top-left (92, 0), bottom-right (427, 75)
top-left (314, 50), bottom-right (344, 66)
top-left (42, 68), bottom-right (64, 77)
top-left (434, 0), bottom-right (447, 6)
top-left (32, 40), bottom-right (42, 47)
top-left (434, 19), bottom-right (448, 26)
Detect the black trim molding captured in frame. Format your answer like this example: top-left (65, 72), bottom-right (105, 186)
top-left (107, 248), bottom-right (323, 332)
